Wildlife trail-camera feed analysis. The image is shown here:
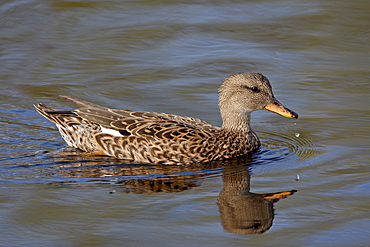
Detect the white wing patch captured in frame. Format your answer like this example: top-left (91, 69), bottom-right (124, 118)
top-left (100, 126), bottom-right (122, 136)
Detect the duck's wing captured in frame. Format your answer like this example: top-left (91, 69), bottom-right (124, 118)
top-left (61, 96), bottom-right (221, 164)
top-left (61, 95), bottom-right (219, 137)
top-left (73, 107), bottom-right (219, 141)
top-left (91, 117), bottom-right (221, 164)
top-left (111, 109), bottom-right (215, 129)
top-left (110, 118), bottom-right (217, 140)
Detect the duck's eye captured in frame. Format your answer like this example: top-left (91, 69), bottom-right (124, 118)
top-left (245, 86), bottom-right (260, 93)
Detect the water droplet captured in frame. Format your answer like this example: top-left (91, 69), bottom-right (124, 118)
top-left (295, 132), bottom-right (300, 137)
top-left (295, 174), bottom-right (300, 181)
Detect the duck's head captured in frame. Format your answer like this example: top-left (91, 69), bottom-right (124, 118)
top-left (218, 73), bottom-right (298, 129)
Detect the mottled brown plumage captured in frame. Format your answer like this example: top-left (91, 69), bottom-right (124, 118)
top-left (34, 73), bottom-right (298, 164)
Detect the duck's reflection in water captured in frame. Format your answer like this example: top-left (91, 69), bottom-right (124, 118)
top-left (218, 164), bottom-right (296, 234)
top-left (51, 154), bottom-right (296, 234)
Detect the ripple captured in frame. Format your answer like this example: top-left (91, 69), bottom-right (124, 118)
top-left (253, 130), bottom-right (324, 165)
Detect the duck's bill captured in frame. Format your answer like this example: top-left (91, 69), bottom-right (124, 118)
top-left (263, 98), bottom-right (298, 119)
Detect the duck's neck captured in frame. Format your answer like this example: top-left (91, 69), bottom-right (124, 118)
top-left (220, 110), bottom-right (252, 133)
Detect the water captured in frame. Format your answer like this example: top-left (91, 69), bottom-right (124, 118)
top-left (1, 0), bottom-right (369, 246)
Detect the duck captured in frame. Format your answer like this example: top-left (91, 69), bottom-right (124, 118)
top-left (34, 73), bottom-right (298, 165)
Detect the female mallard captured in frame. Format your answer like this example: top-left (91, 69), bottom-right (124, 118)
top-left (34, 73), bottom-right (298, 165)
